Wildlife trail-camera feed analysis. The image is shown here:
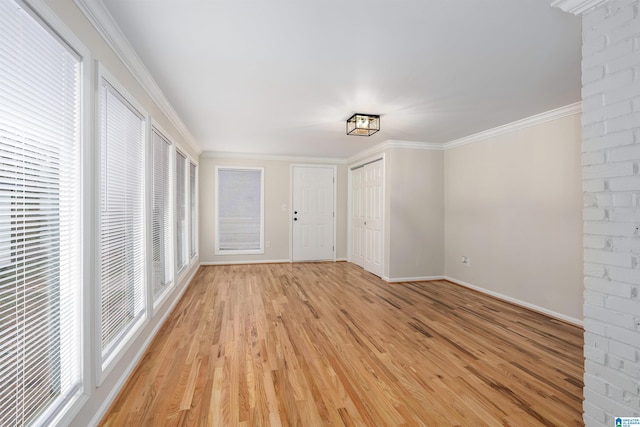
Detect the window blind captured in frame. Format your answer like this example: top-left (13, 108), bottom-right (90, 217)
top-left (0, 0), bottom-right (82, 424)
top-left (217, 168), bottom-right (263, 251)
top-left (151, 129), bottom-right (172, 300)
top-left (189, 162), bottom-right (196, 258)
top-left (99, 78), bottom-right (146, 364)
top-left (175, 151), bottom-right (187, 271)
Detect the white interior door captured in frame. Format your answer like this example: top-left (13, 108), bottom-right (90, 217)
top-left (363, 160), bottom-right (383, 276)
top-left (350, 159), bottom-right (383, 277)
top-left (292, 166), bottom-right (335, 261)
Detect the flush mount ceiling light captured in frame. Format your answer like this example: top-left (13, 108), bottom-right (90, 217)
top-left (346, 113), bottom-right (380, 136)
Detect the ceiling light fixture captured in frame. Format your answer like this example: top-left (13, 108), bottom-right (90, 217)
top-left (346, 113), bottom-right (380, 136)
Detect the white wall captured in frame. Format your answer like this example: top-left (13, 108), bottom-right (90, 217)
top-left (444, 113), bottom-right (584, 323)
top-left (579, 1), bottom-right (640, 425)
top-left (387, 148), bottom-right (444, 279)
top-left (199, 155), bottom-right (348, 263)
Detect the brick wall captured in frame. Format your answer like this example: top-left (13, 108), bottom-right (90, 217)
top-left (581, 1), bottom-right (640, 425)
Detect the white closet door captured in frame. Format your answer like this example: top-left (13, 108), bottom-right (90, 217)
top-left (363, 160), bottom-right (384, 277)
top-left (351, 159), bottom-right (383, 277)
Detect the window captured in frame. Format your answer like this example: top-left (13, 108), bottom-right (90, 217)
top-left (151, 128), bottom-right (172, 301)
top-left (175, 151), bottom-right (187, 272)
top-left (215, 167), bottom-right (264, 254)
top-left (98, 70), bottom-right (146, 372)
top-left (0, 0), bottom-right (82, 424)
top-left (189, 162), bottom-right (197, 259)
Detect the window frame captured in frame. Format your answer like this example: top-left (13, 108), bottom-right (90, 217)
top-left (0, 0), bottom-right (92, 425)
top-left (214, 166), bottom-right (265, 255)
top-left (149, 121), bottom-right (175, 310)
top-left (94, 62), bottom-right (149, 384)
top-left (189, 161), bottom-right (198, 260)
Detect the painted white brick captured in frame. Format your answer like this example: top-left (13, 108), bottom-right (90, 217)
top-left (584, 35), bottom-right (609, 57)
top-left (613, 192), bottom-right (635, 206)
top-left (597, 193), bottom-right (614, 206)
top-left (584, 121), bottom-right (607, 139)
top-left (586, 332), bottom-right (611, 349)
top-left (585, 249), bottom-right (634, 267)
top-left (610, 236), bottom-right (640, 252)
top-left (608, 265), bottom-right (640, 284)
top-left (586, 304), bottom-right (637, 329)
top-left (607, 46), bottom-right (640, 73)
top-left (608, 18), bottom-right (640, 46)
top-left (586, 193), bottom-right (599, 208)
top-left (586, 261), bottom-right (608, 278)
top-left (584, 4), bottom-right (610, 29)
top-left (587, 317), bottom-right (610, 336)
top-left (587, 100), bottom-right (634, 123)
top-left (584, 401), bottom-right (607, 425)
top-left (606, 112), bottom-right (640, 133)
top-left (586, 372), bottom-right (610, 395)
top-left (584, 38), bottom-right (634, 69)
top-left (585, 179), bottom-right (607, 193)
top-left (584, 161), bottom-right (634, 179)
top-left (610, 208), bottom-right (640, 222)
top-left (586, 207), bottom-right (609, 220)
top-left (605, 295), bottom-right (640, 316)
top-left (609, 176), bottom-right (640, 191)
top-left (611, 339), bottom-right (639, 361)
top-left (584, 387), bottom-right (637, 416)
top-left (586, 234), bottom-right (609, 249)
top-left (584, 93), bottom-right (606, 113)
top-left (583, 131), bottom-right (634, 151)
top-left (586, 289), bottom-right (607, 306)
top-left (620, 359), bottom-right (640, 380)
top-left (584, 151), bottom-right (607, 165)
top-left (608, 145), bottom-right (640, 163)
top-left (585, 276), bottom-right (636, 297)
top-left (595, 360), bottom-right (640, 392)
top-left (605, 80), bottom-right (640, 104)
top-left (585, 65), bottom-right (607, 85)
top-left (585, 220), bottom-right (636, 236)
top-left (584, 70), bottom-right (635, 98)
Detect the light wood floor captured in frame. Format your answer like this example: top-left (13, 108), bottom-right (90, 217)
top-left (100, 262), bottom-right (584, 426)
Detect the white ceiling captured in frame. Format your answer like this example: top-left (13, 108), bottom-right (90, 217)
top-left (99, 0), bottom-right (581, 158)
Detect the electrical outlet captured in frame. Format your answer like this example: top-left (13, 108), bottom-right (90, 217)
top-left (462, 256), bottom-right (471, 267)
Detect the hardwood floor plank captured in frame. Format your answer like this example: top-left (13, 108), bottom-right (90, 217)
top-left (99, 262), bottom-right (584, 426)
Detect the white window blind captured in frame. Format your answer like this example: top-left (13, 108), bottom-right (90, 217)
top-left (99, 76), bottom-right (146, 366)
top-left (151, 128), bottom-right (172, 300)
top-left (0, 0), bottom-right (82, 424)
top-left (189, 162), bottom-right (196, 259)
top-left (175, 151), bottom-right (187, 271)
top-left (216, 168), bottom-right (263, 252)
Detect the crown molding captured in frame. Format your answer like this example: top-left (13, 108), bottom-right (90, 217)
top-left (347, 140), bottom-right (443, 164)
top-left (443, 102), bottom-right (582, 151)
top-left (74, 0), bottom-right (201, 155)
top-left (551, 0), bottom-right (609, 15)
top-left (201, 151), bottom-right (347, 164)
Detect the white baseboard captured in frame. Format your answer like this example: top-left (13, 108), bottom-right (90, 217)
top-left (383, 275), bottom-right (445, 283)
top-left (200, 259), bottom-right (290, 266)
top-left (89, 264), bottom-right (201, 426)
top-left (443, 276), bottom-right (583, 327)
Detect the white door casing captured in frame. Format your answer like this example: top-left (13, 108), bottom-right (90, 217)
top-left (292, 166), bottom-right (335, 262)
top-left (351, 166), bottom-right (365, 268)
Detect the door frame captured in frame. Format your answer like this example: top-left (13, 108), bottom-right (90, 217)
top-left (347, 153), bottom-right (386, 278)
top-left (289, 164), bottom-right (337, 263)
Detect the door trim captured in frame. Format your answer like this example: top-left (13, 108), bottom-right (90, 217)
top-left (347, 153), bottom-right (386, 278)
top-left (289, 164), bottom-right (337, 263)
